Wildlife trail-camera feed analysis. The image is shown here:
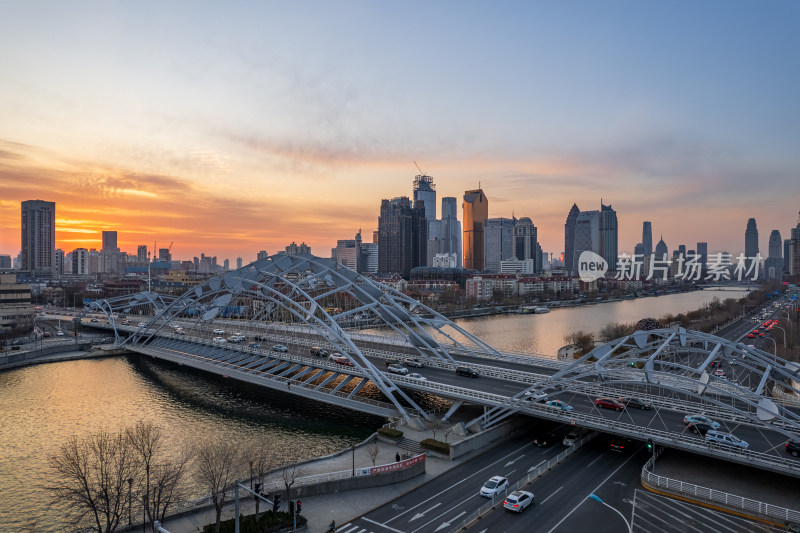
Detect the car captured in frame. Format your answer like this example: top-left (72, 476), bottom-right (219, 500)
top-left (175, 329), bottom-right (185, 335)
top-left (620, 397), bottom-right (652, 410)
top-left (407, 372), bottom-right (427, 380)
top-left (687, 422), bottom-right (713, 436)
top-left (563, 430), bottom-right (585, 446)
top-left (228, 334), bottom-right (245, 343)
top-left (713, 369), bottom-right (726, 378)
top-left (138, 322), bottom-right (147, 328)
top-left (272, 344), bottom-right (288, 352)
top-left (709, 359), bottom-right (722, 368)
top-left (56, 330), bottom-right (65, 336)
top-left (212, 337), bottom-right (226, 344)
top-left (524, 390), bottom-right (548, 402)
top-left (683, 414), bottom-right (721, 429)
top-left (747, 334), bottom-right (755, 338)
top-left (121, 320), bottom-right (130, 325)
top-left (402, 357), bottom-right (424, 368)
top-left (594, 398), bottom-right (625, 411)
top-left (705, 430), bottom-right (748, 449)
top-left (545, 399), bottom-right (573, 412)
top-left (785, 440), bottom-right (800, 457)
top-left (533, 433), bottom-right (557, 447)
top-left (254, 334), bottom-right (270, 341)
top-left (387, 364), bottom-right (408, 375)
top-left (503, 490), bottom-right (535, 512)
top-left (248, 343), bottom-right (261, 349)
top-left (334, 356), bottom-right (354, 367)
top-left (213, 328), bottom-right (225, 335)
top-left (385, 359), bottom-right (403, 367)
top-left (43, 331), bottom-right (51, 337)
top-left (455, 366), bottom-right (479, 378)
top-left (480, 476), bottom-right (509, 498)
top-left (90, 318), bottom-right (98, 322)
top-left (310, 346), bottom-right (329, 357)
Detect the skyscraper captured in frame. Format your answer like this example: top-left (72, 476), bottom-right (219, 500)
top-left (564, 203), bottom-right (580, 275)
top-left (655, 237), bottom-right (668, 261)
top-left (484, 218), bottom-right (515, 273)
top-left (21, 200), bottom-right (56, 275)
top-left (440, 197), bottom-right (462, 267)
top-left (102, 231), bottom-right (118, 251)
top-left (745, 218), bottom-right (759, 258)
top-left (599, 202), bottom-right (618, 270)
top-left (378, 197), bottom-right (427, 278)
top-left (696, 242), bottom-right (708, 277)
top-left (413, 174), bottom-right (436, 220)
top-left (137, 245), bottom-right (148, 262)
top-left (463, 189), bottom-right (488, 271)
top-left (642, 221), bottom-right (653, 256)
top-left (513, 217), bottom-right (539, 271)
top-left (766, 230), bottom-right (782, 280)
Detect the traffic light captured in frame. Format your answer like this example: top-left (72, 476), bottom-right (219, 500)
top-left (289, 499), bottom-right (295, 516)
top-left (254, 483), bottom-right (261, 501)
top-left (647, 438), bottom-right (654, 450)
top-left (296, 500), bottom-right (302, 514)
top-left (272, 493), bottom-right (281, 512)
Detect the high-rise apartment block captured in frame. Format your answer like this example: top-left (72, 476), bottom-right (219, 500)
top-left (571, 201), bottom-right (618, 273)
top-left (285, 242), bottom-right (311, 255)
top-left (513, 217), bottom-right (539, 272)
top-left (766, 230), bottom-right (782, 280)
top-left (378, 197), bottom-right (427, 278)
top-left (463, 189), bottom-right (488, 271)
top-left (484, 218), bottom-right (515, 273)
top-left (21, 200), bottom-right (56, 275)
top-left (137, 245), bottom-right (148, 262)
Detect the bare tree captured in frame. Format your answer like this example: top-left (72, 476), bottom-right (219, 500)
top-left (430, 418), bottom-right (447, 441)
top-left (193, 438), bottom-right (246, 533)
top-left (367, 441), bottom-right (380, 466)
top-left (280, 458), bottom-right (308, 502)
top-left (246, 442), bottom-right (276, 520)
top-left (50, 429), bottom-right (137, 533)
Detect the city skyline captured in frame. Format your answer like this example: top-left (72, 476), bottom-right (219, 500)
top-left (1, 2), bottom-right (798, 260)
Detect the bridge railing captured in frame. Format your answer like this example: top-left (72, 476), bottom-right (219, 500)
top-left (641, 452), bottom-right (800, 525)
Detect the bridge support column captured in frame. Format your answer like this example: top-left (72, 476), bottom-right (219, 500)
top-left (442, 400), bottom-right (463, 422)
top-left (405, 416), bottom-right (426, 432)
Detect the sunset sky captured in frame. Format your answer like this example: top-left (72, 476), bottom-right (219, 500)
top-left (1, 2), bottom-right (798, 264)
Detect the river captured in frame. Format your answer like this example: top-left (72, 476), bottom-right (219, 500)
top-left (0, 288), bottom-right (749, 530)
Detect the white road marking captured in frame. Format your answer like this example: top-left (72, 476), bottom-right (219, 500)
top-left (362, 516), bottom-right (406, 533)
top-left (409, 502), bottom-right (442, 522)
top-left (434, 511), bottom-right (466, 532)
top-left (504, 454), bottom-right (525, 466)
top-left (539, 486), bottom-right (563, 505)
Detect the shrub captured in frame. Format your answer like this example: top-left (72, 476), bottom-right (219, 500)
top-left (377, 427), bottom-right (403, 439)
top-left (420, 438), bottom-right (450, 455)
top-left (203, 510), bottom-right (306, 533)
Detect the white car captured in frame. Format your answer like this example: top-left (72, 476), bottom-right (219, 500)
top-left (480, 476), bottom-right (509, 498)
top-left (503, 490), bottom-right (535, 512)
top-left (407, 373), bottom-right (427, 380)
top-left (56, 330), bottom-right (65, 336)
top-left (212, 337), bottom-right (226, 344)
top-left (524, 390), bottom-right (548, 402)
top-left (562, 430), bottom-right (585, 446)
top-left (213, 328), bottom-right (225, 335)
top-left (387, 364), bottom-right (408, 375)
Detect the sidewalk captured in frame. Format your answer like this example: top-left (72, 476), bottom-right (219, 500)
top-left (159, 425), bottom-right (469, 533)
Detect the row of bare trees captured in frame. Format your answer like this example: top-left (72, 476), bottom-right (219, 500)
top-left (50, 421), bottom-right (308, 533)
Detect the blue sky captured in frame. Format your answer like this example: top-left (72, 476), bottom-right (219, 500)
top-left (0, 1), bottom-right (798, 261)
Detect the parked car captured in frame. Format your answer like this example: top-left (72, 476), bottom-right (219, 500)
top-left (545, 400), bottom-right (573, 412)
top-left (683, 414), bottom-right (721, 429)
top-left (272, 344), bottom-right (288, 352)
top-left (705, 430), bottom-right (748, 449)
top-left (503, 490), bottom-right (535, 512)
top-left (387, 364), bottom-right (408, 375)
top-left (480, 476), bottom-right (509, 497)
top-left (310, 346), bottom-right (329, 357)
top-left (620, 397), bottom-right (652, 410)
top-left (785, 440), bottom-right (800, 457)
top-left (402, 357), bottom-right (424, 368)
top-left (594, 398), bottom-right (625, 411)
top-left (407, 373), bottom-right (427, 380)
top-left (455, 366), bottom-right (479, 378)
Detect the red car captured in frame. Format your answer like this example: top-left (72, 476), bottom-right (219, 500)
top-left (335, 356), bottom-right (354, 367)
top-left (747, 334), bottom-right (755, 338)
top-left (594, 398), bottom-right (625, 411)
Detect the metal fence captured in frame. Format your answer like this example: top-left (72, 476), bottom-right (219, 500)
top-left (640, 453), bottom-right (800, 525)
top-left (446, 432), bottom-right (596, 533)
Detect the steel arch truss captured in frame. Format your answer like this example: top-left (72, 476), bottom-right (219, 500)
top-left (86, 253), bottom-right (505, 423)
top-left (472, 327), bottom-right (800, 438)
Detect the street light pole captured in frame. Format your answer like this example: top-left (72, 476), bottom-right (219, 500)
top-left (588, 494), bottom-right (632, 533)
top-left (351, 445), bottom-right (355, 477)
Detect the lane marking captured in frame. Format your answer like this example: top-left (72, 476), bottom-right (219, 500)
top-left (434, 510), bottom-right (466, 532)
top-left (409, 502), bottom-right (442, 522)
top-left (539, 486), bottom-right (563, 505)
top-left (362, 516), bottom-right (406, 533)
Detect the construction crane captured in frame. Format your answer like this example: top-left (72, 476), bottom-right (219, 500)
top-left (413, 161), bottom-right (425, 175)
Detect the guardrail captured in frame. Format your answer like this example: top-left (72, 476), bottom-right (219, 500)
top-left (447, 432), bottom-right (597, 532)
top-left (641, 453), bottom-right (800, 526)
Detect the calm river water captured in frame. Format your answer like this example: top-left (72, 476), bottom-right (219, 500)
top-left (0, 288), bottom-right (748, 530)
